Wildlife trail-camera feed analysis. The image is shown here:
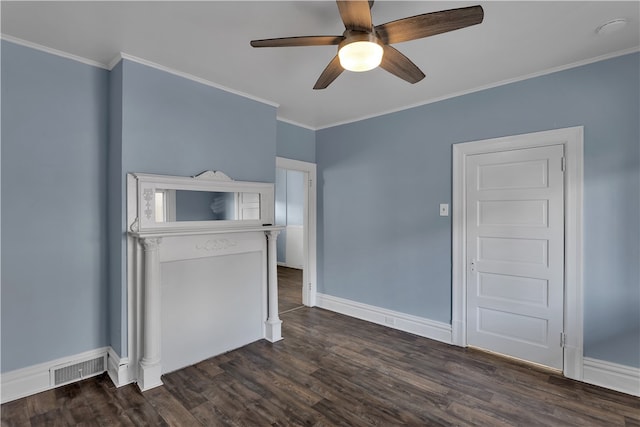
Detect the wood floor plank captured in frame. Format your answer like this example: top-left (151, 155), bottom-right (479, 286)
top-left (143, 386), bottom-right (202, 426)
top-left (161, 368), bottom-right (209, 411)
top-left (71, 376), bottom-right (136, 426)
top-left (626, 415), bottom-right (640, 426)
top-left (446, 401), bottom-right (514, 427)
top-left (106, 383), bottom-right (168, 426)
top-left (3, 307), bottom-right (638, 426)
top-left (0, 398), bottom-right (31, 427)
top-left (330, 344), bottom-right (450, 396)
top-left (218, 357), bottom-right (325, 425)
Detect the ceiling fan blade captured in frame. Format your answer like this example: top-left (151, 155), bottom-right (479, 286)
top-left (336, 0), bottom-right (373, 32)
top-left (379, 45), bottom-right (425, 84)
top-left (250, 36), bottom-right (344, 48)
top-left (313, 55), bottom-right (344, 90)
top-left (375, 5), bottom-right (484, 44)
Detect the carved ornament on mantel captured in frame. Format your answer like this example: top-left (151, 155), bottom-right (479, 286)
top-left (192, 170), bottom-right (233, 182)
top-left (143, 189), bottom-right (154, 220)
top-left (196, 238), bottom-right (237, 252)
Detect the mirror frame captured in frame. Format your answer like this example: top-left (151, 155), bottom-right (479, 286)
top-left (128, 170), bottom-right (275, 233)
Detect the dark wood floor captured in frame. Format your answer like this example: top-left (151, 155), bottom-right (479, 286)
top-left (278, 266), bottom-right (303, 314)
top-left (3, 308), bottom-right (639, 426)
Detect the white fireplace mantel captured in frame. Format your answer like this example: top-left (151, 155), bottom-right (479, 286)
top-left (129, 226), bottom-right (283, 391)
top-left (125, 171), bottom-right (283, 392)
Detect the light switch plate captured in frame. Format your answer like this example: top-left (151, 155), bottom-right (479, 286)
top-left (440, 203), bottom-right (449, 216)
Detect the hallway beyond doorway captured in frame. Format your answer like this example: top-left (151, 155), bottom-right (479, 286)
top-left (278, 266), bottom-right (303, 314)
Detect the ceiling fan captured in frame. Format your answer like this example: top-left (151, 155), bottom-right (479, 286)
top-left (250, 1), bottom-right (484, 90)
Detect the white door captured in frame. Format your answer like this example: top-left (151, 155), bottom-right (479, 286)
top-left (466, 144), bottom-right (565, 369)
top-left (237, 192), bottom-right (260, 220)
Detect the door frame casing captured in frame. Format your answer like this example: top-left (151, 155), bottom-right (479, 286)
top-left (452, 126), bottom-right (584, 381)
top-left (276, 157), bottom-right (317, 307)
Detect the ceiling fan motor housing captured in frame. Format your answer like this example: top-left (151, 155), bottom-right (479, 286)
top-left (339, 30), bottom-right (383, 49)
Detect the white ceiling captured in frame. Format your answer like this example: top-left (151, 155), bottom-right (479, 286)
top-left (2, 1), bottom-right (638, 129)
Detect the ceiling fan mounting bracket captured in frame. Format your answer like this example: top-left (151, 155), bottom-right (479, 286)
top-left (339, 30), bottom-right (382, 51)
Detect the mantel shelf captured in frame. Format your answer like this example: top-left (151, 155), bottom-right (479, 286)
top-left (129, 225), bottom-right (284, 239)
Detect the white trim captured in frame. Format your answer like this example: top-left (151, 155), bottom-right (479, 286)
top-left (4, 34), bottom-right (636, 131)
top-left (316, 293), bottom-right (452, 345)
top-left (583, 358), bottom-right (640, 397)
top-left (107, 347), bottom-right (132, 388)
top-left (452, 126), bottom-right (584, 381)
top-left (276, 117), bottom-right (316, 131)
top-left (110, 53), bottom-right (279, 108)
top-left (0, 36), bottom-right (277, 109)
top-left (0, 34), bottom-right (109, 69)
top-left (1, 347), bottom-right (109, 404)
top-left (276, 157), bottom-right (317, 307)
top-left (316, 47), bottom-right (639, 130)
top-left (106, 52), bottom-right (124, 71)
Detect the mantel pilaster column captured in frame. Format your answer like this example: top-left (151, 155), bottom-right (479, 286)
top-left (138, 237), bottom-right (163, 391)
top-left (265, 230), bottom-right (283, 342)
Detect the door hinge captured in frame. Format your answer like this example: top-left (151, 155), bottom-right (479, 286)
top-left (309, 179), bottom-right (312, 188)
top-left (560, 332), bottom-right (567, 347)
top-left (561, 157), bottom-right (566, 172)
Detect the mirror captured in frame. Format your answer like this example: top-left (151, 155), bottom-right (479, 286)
top-left (128, 170), bottom-right (274, 232)
top-left (154, 190), bottom-right (260, 222)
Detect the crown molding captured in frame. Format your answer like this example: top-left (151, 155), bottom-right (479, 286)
top-left (276, 117), bottom-right (316, 131)
top-left (1, 34), bottom-right (109, 69)
top-left (315, 46), bottom-right (640, 130)
top-left (106, 52), bottom-right (124, 71)
top-left (3, 33), bottom-right (637, 131)
top-left (0, 35), bottom-right (279, 109)
top-left (109, 52), bottom-right (280, 108)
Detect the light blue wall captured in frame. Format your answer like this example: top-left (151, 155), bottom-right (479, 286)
top-left (120, 61), bottom-right (276, 182)
top-left (276, 120), bottom-right (316, 163)
top-left (109, 59), bottom-right (278, 356)
top-left (316, 52), bottom-right (640, 368)
top-left (1, 41), bottom-right (110, 372)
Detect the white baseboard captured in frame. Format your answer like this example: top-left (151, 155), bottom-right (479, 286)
top-left (3, 334), bottom-right (636, 403)
top-left (1, 347), bottom-right (109, 404)
top-left (583, 357), bottom-right (640, 397)
top-left (107, 347), bottom-right (132, 388)
top-left (277, 262), bottom-right (303, 270)
top-left (316, 293), bottom-right (452, 344)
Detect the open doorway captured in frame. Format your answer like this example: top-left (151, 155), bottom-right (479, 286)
top-left (278, 266), bottom-right (303, 313)
top-left (275, 157), bottom-right (317, 314)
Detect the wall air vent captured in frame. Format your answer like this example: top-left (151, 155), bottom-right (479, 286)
top-left (50, 353), bottom-right (107, 386)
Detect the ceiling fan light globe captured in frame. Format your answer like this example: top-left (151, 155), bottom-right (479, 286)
top-left (338, 41), bottom-right (383, 72)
